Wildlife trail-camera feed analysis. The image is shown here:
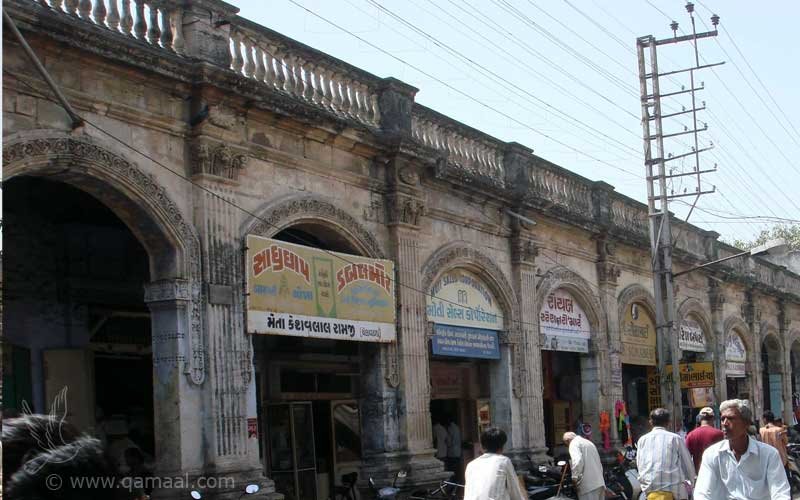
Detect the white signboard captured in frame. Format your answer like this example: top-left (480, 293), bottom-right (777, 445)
top-left (540, 289), bottom-right (591, 353)
top-left (726, 332), bottom-right (747, 378)
top-left (426, 269), bottom-right (504, 330)
top-left (679, 318), bottom-right (707, 353)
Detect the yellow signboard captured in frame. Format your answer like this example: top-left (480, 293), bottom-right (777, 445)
top-left (621, 303), bottom-right (657, 366)
top-left (245, 235), bottom-right (396, 342)
top-left (665, 362), bottom-right (715, 389)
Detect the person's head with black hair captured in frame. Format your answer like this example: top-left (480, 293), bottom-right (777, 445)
top-left (763, 410), bottom-right (775, 424)
top-left (6, 436), bottom-right (128, 500)
top-left (480, 427), bottom-right (507, 454)
top-left (1, 413), bottom-right (81, 487)
top-left (649, 408), bottom-right (671, 428)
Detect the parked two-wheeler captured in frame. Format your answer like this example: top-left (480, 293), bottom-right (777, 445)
top-left (786, 443), bottom-right (800, 493)
top-left (369, 468), bottom-right (409, 500)
top-left (190, 484), bottom-right (260, 499)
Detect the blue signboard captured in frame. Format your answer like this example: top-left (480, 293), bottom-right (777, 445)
top-left (431, 324), bottom-right (501, 359)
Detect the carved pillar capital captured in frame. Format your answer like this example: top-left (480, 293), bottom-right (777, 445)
top-left (144, 279), bottom-right (192, 303)
top-left (708, 279), bottom-right (726, 312)
top-left (190, 138), bottom-right (249, 182)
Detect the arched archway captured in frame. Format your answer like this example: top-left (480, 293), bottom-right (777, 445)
top-left (420, 242), bottom-right (520, 476)
top-left (617, 285), bottom-right (659, 441)
top-left (723, 317), bottom-right (753, 404)
top-left (762, 330), bottom-right (784, 416)
top-left (2, 132), bottom-right (205, 475)
top-left (242, 194), bottom-right (392, 499)
top-left (535, 266), bottom-right (606, 452)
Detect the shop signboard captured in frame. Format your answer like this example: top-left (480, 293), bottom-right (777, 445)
top-left (245, 235), bottom-right (396, 342)
top-left (646, 367), bottom-right (662, 411)
top-left (426, 269), bottom-right (504, 330)
top-left (540, 289), bottom-right (590, 353)
top-left (431, 324), bottom-right (500, 359)
top-left (665, 362), bottom-right (715, 389)
top-left (679, 318), bottom-right (707, 352)
top-left (725, 333), bottom-right (747, 378)
top-left (621, 303), bottom-right (657, 366)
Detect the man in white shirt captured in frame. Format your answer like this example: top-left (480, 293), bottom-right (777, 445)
top-left (433, 418), bottom-right (448, 461)
top-left (694, 399), bottom-right (790, 500)
top-left (563, 432), bottom-right (605, 500)
top-left (446, 418), bottom-right (463, 479)
top-left (464, 427), bottom-right (525, 500)
top-left (636, 408), bottom-right (696, 499)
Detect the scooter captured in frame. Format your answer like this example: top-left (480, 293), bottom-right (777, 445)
top-left (368, 468), bottom-right (409, 500)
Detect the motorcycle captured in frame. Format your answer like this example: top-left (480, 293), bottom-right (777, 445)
top-left (369, 468), bottom-right (409, 500)
top-left (786, 443), bottom-right (800, 494)
top-left (190, 484), bottom-right (260, 499)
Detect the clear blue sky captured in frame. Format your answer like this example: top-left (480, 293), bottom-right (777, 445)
top-left (231, 0), bottom-right (800, 244)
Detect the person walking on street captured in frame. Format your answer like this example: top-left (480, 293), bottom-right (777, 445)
top-left (760, 410), bottom-right (789, 470)
top-left (433, 417), bottom-right (448, 462)
top-left (563, 432), bottom-right (605, 500)
top-left (636, 408), bottom-right (696, 500)
top-left (685, 407), bottom-right (724, 473)
top-left (464, 427), bottom-right (525, 500)
top-left (694, 399), bottom-right (790, 500)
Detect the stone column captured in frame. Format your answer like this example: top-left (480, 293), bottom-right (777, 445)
top-left (144, 280), bottom-right (205, 495)
top-left (780, 301), bottom-right (794, 424)
top-left (744, 290), bottom-right (764, 419)
top-left (594, 234), bottom-right (621, 454)
top-left (509, 220), bottom-right (549, 465)
top-left (709, 279), bottom-right (727, 404)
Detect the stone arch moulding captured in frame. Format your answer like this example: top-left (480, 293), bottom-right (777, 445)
top-left (535, 265), bottom-right (606, 347)
top-left (760, 321), bottom-right (783, 351)
top-left (617, 284), bottom-right (657, 328)
top-left (677, 297), bottom-right (714, 346)
top-left (241, 194), bottom-right (386, 259)
top-left (420, 242), bottom-right (521, 337)
top-left (723, 316), bottom-right (755, 355)
top-left (420, 242), bottom-right (522, 396)
top-left (2, 131), bottom-right (206, 385)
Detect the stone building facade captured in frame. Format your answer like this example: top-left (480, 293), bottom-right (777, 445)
top-left (3, 0), bottom-right (800, 499)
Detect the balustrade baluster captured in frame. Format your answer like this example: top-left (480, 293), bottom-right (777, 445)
top-left (351, 85), bottom-right (364, 121)
top-left (362, 84), bottom-right (374, 123)
top-left (78, 0), bottom-right (91, 20)
top-left (341, 78), bottom-right (353, 116)
top-left (65, 0), bottom-right (77, 16)
top-left (120, 0), bottom-right (133, 35)
top-left (303, 63), bottom-right (316, 101)
top-left (370, 92), bottom-right (380, 126)
top-left (325, 70), bottom-right (339, 110)
top-left (160, 6), bottom-right (173, 50)
top-left (291, 58), bottom-right (303, 96)
top-left (312, 66), bottom-right (325, 105)
top-left (272, 49), bottom-right (287, 91)
top-left (230, 30), bottom-right (244, 73)
top-left (171, 6), bottom-right (184, 53)
top-left (283, 55), bottom-right (297, 94)
top-left (331, 74), bottom-right (345, 112)
top-left (243, 37), bottom-right (255, 77)
top-left (254, 46), bottom-right (266, 82)
top-left (147, 3), bottom-right (161, 45)
top-left (107, 0), bottom-right (120, 31)
top-left (133, 0), bottom-right (146, 40)
top-left (93, 0), bottom-right (107, 26)
top-left (262, 45), bottom-right (276, 87)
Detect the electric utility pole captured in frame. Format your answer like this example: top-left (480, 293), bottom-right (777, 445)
top-left (637, 2), bottom-right (723, 427)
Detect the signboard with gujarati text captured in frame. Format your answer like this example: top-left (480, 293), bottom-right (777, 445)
top-left (665, 362), bottom-right (715, 389)
top-left (431, 324), bottom-right (500, 359)
top-left (621, 302), bottom-right (657, 366)
top-left (426, 269), bottom-right (504, 330)
top-left (245, 235), bottom-right (396, 342)
top-left (540, 289), bottom-right (590, 353)
top-left (725, 332), bottom-right (747, 378)
top-left (679, 318), bottom-right (707, 352)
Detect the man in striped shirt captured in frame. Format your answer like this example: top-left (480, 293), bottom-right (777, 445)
top-left (636, 408), bottom-right (696, 500)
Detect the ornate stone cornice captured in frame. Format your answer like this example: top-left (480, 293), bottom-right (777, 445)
top-left (386, 192), bottom-right (425, 227)
top-left (190, 139), bottom-right (249, 181)
top-left (244, 195), bottom-right (386, 259)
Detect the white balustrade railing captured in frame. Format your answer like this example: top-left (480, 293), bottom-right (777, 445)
top-left (611, 199), bottom-right (649, 237)
top-left (34, 0), bottom-right (185, 53)
top-left (412, 114), bottom-right (504, 181)
top-left (229, 25), bottom-right (381, 128)
top-left (528, 167), bottom-right (593, 216)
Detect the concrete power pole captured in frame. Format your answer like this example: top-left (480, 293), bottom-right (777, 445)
top-left (636, 2), bottom-right (722, 428)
